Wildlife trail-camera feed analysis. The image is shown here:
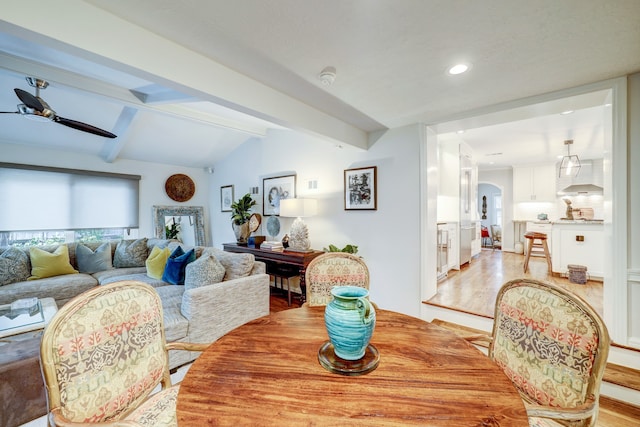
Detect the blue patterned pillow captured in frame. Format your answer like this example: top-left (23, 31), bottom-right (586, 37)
top-left (113, 238), bottom-right (148, 268)
top-left (162, 246), bottom-right (195, 285)
top-left (0, 247), bottom-right (31, 285)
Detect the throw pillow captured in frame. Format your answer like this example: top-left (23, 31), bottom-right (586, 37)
top-left (0, 247), bottom-right (31, 285)
top-left (28, 245), bottom-right (78, 280)
top-left (184, 254), bottom-right (225, 291)
top-left (113, 238), bottom-right (148, 268)
top-left (146, 246), bottom-right (171, 280)
top-left (203, 248), bottom-right (254, 280)
top-left (162, 246), bottom-right (196, 285)
top-left (76, 242), bottom-right (113, 274)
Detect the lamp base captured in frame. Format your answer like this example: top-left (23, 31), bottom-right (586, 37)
top-left (289, 217), bottom-right (311, 251)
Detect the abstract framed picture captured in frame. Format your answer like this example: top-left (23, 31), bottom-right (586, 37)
top-left (263, 174), bottom-right (296, 216)
top-left (344, 166), bottom-right (377, 210)
top-left (220, 185), bottom-right (234, 212)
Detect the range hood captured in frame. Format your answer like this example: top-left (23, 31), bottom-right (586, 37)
top-left (560, 183), bottom-right (603, 195)
top-left (557, 159), bottom-right (604, 195)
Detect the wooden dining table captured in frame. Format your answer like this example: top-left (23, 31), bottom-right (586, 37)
top-left (177, 307), bottom-right (528, 426)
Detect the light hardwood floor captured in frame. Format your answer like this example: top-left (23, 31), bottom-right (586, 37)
top-left (425, 248), bottom-right (603, 319)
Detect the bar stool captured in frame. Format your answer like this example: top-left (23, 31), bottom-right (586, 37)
top-left (523, 232), bottom-right (552, 273)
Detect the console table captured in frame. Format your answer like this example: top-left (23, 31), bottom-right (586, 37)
top-left (223, 243), bottom-right (324, 304)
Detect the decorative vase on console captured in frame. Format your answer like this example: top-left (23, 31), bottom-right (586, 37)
top-left (230, 193), bottom-right (256, 245)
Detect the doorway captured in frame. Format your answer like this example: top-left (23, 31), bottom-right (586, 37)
top-left (421, 77), bottom-right (628, 345)
top-left (478, 183), bottom-right (501, 249)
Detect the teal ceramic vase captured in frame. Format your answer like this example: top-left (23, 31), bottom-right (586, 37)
top-left (324, 286), bottom-right (376, 360)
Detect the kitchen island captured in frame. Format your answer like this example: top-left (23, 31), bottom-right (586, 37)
top-left (513, 219), bottom-right (604, 280)
top-left (551, 220), bottom-right (604, 280)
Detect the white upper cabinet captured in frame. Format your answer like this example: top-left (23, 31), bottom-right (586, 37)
top-left (513, 164), bottom-right (556, 202)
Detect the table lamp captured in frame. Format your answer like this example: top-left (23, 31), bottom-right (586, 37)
top-left (279, 198), bottom-right (317, 252)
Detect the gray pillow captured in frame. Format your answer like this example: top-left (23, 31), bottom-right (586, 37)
top-left (0, 247), bottom-right (31, 285)
top-left (113, 238), bottom-right (148, 268)
top-left (202, 247), bottom-right (254, 280)
top-left (76, 242), bottom-right (112, 274)
top-left (184, 254), bottom-right (226, 291)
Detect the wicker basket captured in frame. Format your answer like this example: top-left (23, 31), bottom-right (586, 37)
top-left (567, 264), bottom-right (588, 284)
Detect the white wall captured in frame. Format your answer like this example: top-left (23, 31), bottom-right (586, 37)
top-left (628, 72), bottom-right (640, 346)
top-left (210, 126), bottom-right (426, 316)
top-left (0, 141), bottom-right (211, 239)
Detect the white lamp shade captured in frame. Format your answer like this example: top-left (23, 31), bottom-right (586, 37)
top-left (279, 198), bottom-right (317, 218)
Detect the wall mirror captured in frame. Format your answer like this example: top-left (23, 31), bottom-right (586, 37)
top-left (153, 205), bottom-right (207, 246)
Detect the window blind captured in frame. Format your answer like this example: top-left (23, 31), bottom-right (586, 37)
top-left (0, 163), bottom-right (140, 231)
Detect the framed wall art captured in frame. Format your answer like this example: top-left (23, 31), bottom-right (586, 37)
top-left (263, 174), bottom-right (296, 216)
top-left (344, 166), bottom-right (377, 211)
top-left (220, 185), bottom-right (234, 212)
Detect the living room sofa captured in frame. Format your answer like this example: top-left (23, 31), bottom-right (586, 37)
top-left (0, 238), bottom-right (270, 369)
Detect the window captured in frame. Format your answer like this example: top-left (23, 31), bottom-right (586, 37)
top-left (493, 193), bottom-right (502, 226)
top-left (0, 163), bottom-right (140, 246)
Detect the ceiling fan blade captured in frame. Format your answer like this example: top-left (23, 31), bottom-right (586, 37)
top-left (14, 88), bottom-right (44, 112)
top-left (0, 111), bottom-right (19, 114)
top-left (54, 116), bottom-right (117, 139)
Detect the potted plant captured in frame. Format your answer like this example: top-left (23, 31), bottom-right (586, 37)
top-left (323, 244), bottom-right (359, 255)
top-left (231, 193), bottom-right (257, 244)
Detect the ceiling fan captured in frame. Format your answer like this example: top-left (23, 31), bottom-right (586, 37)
top-left (0, 77), bottom-right (117, 138)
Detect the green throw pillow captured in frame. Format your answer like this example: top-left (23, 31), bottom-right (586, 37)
top-left (76, 242), bottom-right (113, 274)
top-left (29, 246), bottom-right (78, 280)
top-left (146, 246), bottom-right (171, 280)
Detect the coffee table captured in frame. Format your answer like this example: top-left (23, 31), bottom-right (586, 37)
top-left (0, 297), bottom-right (58, 338)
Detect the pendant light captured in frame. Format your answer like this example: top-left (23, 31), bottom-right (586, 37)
top-left (558, 139), bottom-right (581, 177)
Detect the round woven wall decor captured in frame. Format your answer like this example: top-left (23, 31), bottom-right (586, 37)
top-left (165, 174), bottom-right (195, 202)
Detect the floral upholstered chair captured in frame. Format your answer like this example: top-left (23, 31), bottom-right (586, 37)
top-left (488, 279), bottom-right (609, 427)
top-left (40, 281), bottom-right (209, 427)
top-left (305, 252), bottom-right (369, 307)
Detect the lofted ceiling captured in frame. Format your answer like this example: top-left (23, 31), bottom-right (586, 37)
top-left (1, 1), bottom-right (639, 169)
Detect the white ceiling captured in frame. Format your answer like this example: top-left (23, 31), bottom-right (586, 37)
top-left (1, 1), bottom-right (639, 168)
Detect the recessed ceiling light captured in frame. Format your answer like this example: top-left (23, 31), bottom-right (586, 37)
top-left (560, 110), bottom-right (574, 115)
top-left (457, 130), bottom-right (465, 134)
top-left (448, 63), bottom-right (470, 75)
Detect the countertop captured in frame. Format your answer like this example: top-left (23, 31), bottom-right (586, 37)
top-left (513, 219), bottom-right (604, 225)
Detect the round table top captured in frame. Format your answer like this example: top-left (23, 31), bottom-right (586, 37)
top-left (177, 307), bottom-right (527, 426)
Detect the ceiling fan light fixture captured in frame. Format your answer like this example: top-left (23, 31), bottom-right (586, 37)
top-left (559, 139), bottom-right (581, 177)
top-left (17, 104), bottom-right (52, 122)
top-left (25, 77), bottom-right (49, 90)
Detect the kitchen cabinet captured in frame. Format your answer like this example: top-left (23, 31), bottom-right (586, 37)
top-left (551, 224), bottom-right (604, 279)
top-left (526, 221), bottom-right (552, 255)
top-left (471, 220), bottom-right (481, 257)
top-left (513, 164), bottom-right (556, 202)
top-left (447, 223), bottom-right (459, 270)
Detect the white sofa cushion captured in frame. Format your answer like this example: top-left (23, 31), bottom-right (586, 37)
top-left (155, 285), bottom-right (188, 342)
